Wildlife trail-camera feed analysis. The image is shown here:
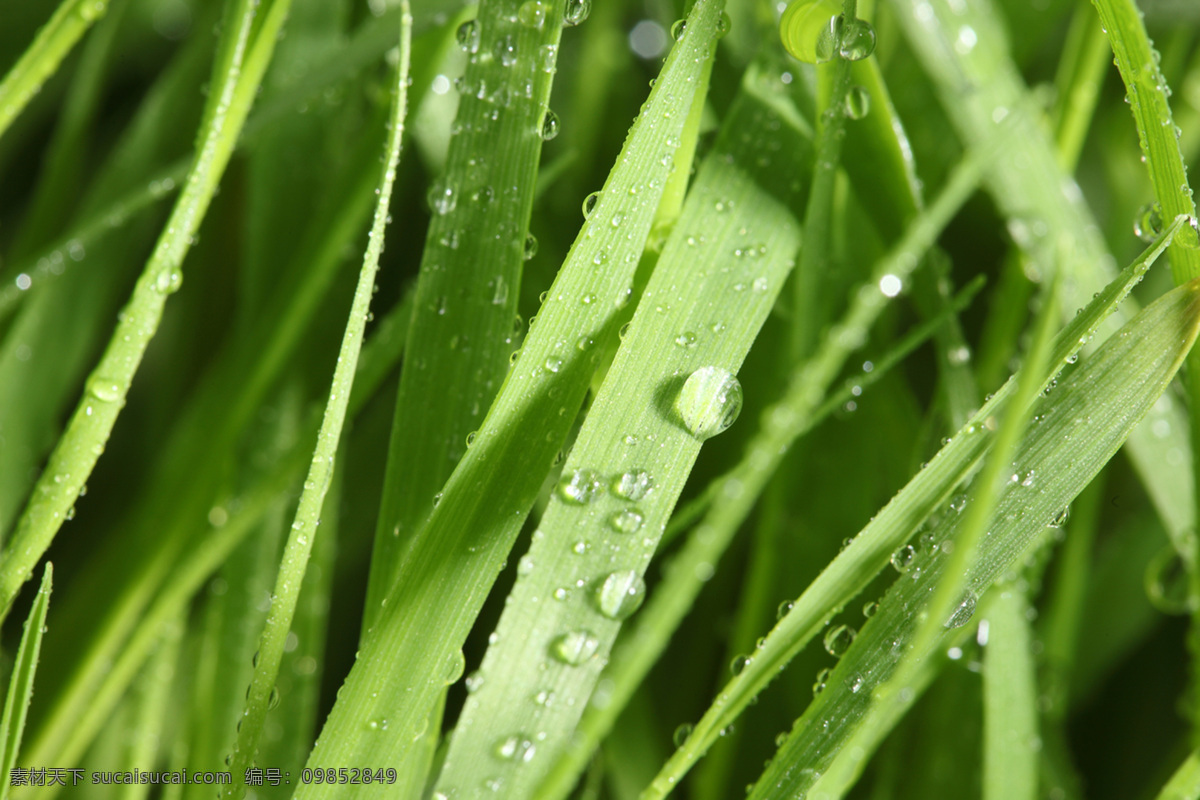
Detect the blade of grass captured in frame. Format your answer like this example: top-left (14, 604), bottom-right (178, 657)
top-left (748, 260), bottom-right (1200, 800)
top-left (1156, 752), bottom-right (1200, 800)
top-left (0, 564), bottom-right (51, 800)
top-left (18, 287), bottom-right (412, 776)
top-left (0, 0), bottom-right (291, 618)
top-left (363, 0), bottom-right (567, 630)
top-left (642, 219), bottom-right (1182, 796)
top-left (434, 67), bottom-right (806, 800)
top-left (0, 0), bottom-right (110, 142)
top-left (299, 1), bottom-right (726, 794)
top-left (982, 585), bottom-right (1039, 800)
top-left (221, 4), bottom-right (411, 795)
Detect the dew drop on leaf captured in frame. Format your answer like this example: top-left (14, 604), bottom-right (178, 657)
top-left (890, 544), bottom-right (916, 572)
top-left (675, 366), bottom-right (743, 440)
top-left (777, 600), bottom-right (795, 620)
top-left (812, 667), bottom-right (831, 696)
top-left (456, 19), bottom-right (480, 52)
top-left (844, 85), bottom-right (870, 119)
top-left (557, 469), bottom-right (603, 504)
top-left (539, 109), bottom-right (559, 141)
top-left (838, 17), bottom-right (876, 60)
top-left (823, 624), bottom-right (856, 656)
top-left (611, 469), bottom-right (653, 500)
top-left (944, 591), bottom-right (978, 629)
top-left (563, 0), bottom-right (591, 26)
top-left (582, 191), bottom-right (600, 218)
top-left (592, 570), bottom-right (646, 620)
top-left (550, 630), bottom-right (600, 664)
top-left (1134, 201), bottom-right (1164, 242)
top-left (608, 509), bottom-right (645, 534)
top-left (673, 723), bottom-right (694, 747)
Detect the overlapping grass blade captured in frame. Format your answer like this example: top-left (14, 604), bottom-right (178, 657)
top-left (1157, 752), bottom-right (1200, 800)
top-left (434, 64), bottom-right (806, 800)
top-left (982, 586), bottom-right (1039, 800)
top-left (747, 261), bottom-right (1200, 800)
top-left (0, 564), bottom-right (51, 799)
top-left (643, 220), bottom-right (1182, 796)
top-left (221, 5), bottom-right (411, 794)
top-left (363, 0), bottom-right (567, 628)
top-left (299, 0), bottom-right (725, 793)
top-left (0, 0), bottom-right (110, 142)
top-left (0, 0), bottom-right (291, 618)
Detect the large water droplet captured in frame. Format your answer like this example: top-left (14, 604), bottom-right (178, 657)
top-left (428, 182), bottom-right (457, 215)
top-left (844, 85), bottom-right (870, 119)
top-left (557, 469), bottom-right (603, 504)
top-left (88, 377), bottom-right (121, 403)
top-left (563, 0), bottom-right (591, 26)
top-left (592, 570), bottom-right (646, 620)
top-left (550, 630), bottom-right (600, 664)
top-left (540, 109), bottom-right (560, 140)
top-left (1134, 201), bottom-right (1164, 242)
top-left (838, 17), bottom-right (876, 60)
top-left (611, 469), bottom-right (653, 500)
top-left (608, 509), bottom-right (644, 534)
top-left (524, 233), bottom-right (539, 260)
top-left (673, 723), bottom-right (694, 747)
top-left (675, 367), bottom-right (743, 440)
top-left (777, 600), bottom-right (795, 620)
top-left (154, 268), bottom-right (183, 294)
top-left (456, 19), bottom-right (480, 53)
top-left (730, 654), bottom-right (751, 675)
top-left (582, 191), bottom-right (600, 219)
top-left (823, 624), bottom-right (856, 656)
top-left (670, 19), bottom-right (687, 40)
top-left (890, 544), bottom-right (915, 572)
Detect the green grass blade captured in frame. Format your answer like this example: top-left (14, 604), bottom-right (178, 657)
top-left (1156, 752), bottom-right (1200, 800)
top-left (982, 585), bottom-right (1039, 800)
top-left (748, 268), bottom-right (1200, 800)
top-left (299, 0), bottom-right (725, 793)
top-left (0, 0), bottom-right (110, 143)
top-left (644, 220), bottom-right (1181, 795)
top-left (1090, 0), bottom-right (1200, 280)
top-left (221, 5), bottom-right (411, 795)
top-left (0, 563), bottom-right (51, 799)
top-left (0, 0), bottom-right (289, 619)
top-left (363, 0), bottom-right (567, 630)
top-left (434, 71), bottom-right (805, 800)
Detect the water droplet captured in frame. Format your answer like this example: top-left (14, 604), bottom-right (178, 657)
top-left (592, 570), bottom-right (646, 620)
top-left (838, 17), bottom-right (876, 60)
top-left (777, 600), bottom-right (795, 620)
top-left (465, 670), bottom-right (485, 693)
top-left (1147, 545), bottom-right (1191, 614)
top-left (890, 544), bottom-right (915, 572)
top-left (428, 182), bottom-right (457, 215)
top-left (544, 356), bottom-right (563, 373)
top-left (518, 0), bottom-right (546, 28)
top-left (154, 268), bottom-right (183, 294)
top-left (524, 234), bottom-right (539, 260)
top-left (844, 85), bottom-right (870, 119)
top-left (673, 723), bottom-right (694, 747)
top-left (456, 19), bottom-right (480, 53)
top-left (540, 109), bottom-right (559, 141)
top-left (812, 667), bottom-right (831, 696)
top-left (717, 11), bottom-right (732, 36)
top-left (494, 735), bottom-right (537, 762)
top-left (730, 654), bottom-right (751, 675)
top-left (670, 19), bottom-right (687, 40)
top-left (823, 624), bottom-right (856, 656)
top-left (557, 469), bottom-right (604, 504)
top-left (862, 600), bottom-right (878, 618)
top-left (582, 191), bottom-right (600, 218)
top-left (550, 630), bottom-right (600, 664)
top-left (608, 509), bottom-right (645, 534)
top-left (611, 470), bottom-right (653, 500)
top-left (675, 367), bottom-right (743, 440)
top-left (88, 377), bottom-right (121, 403)
top-left (494, 35), bottom-right (518, 66)
top-left (1134, 201), bottom-right (1163, 242)
top-left (443, 649), bottom-right (466, 685)
top-left (268, 687), bottom-right (281, 709)
top-left (564, 0), bottom-right (591, 26)
top-left (1049, 506), bottom-right (1070, 528)
top-left (944, 591), bottom-right (978, 629)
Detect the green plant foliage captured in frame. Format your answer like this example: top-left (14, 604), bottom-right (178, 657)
top-left (1, 0), bottom-right (1199, 798)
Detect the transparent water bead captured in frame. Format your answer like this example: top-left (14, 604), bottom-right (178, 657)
top-left (518, 0), bottom-right (546, 28)
top-left (540, 109), bottom-right (559, 141)
top-left (944, 590), bottom-right (978, 629)
top-left (456, 19), bottom-right (480, 53)
top-left (494, 735), bottom-right (537, 762)
top-left (673, 723), bottom-right (694, 747)
top-left (557, 469), bottom-right (604, 504)
top-left (779, 0), bottom-right (839, 63)
top-left (823, 624), bottom-right (856, 657)
top-left (611, 469), bottom-right (653, 500)
top-left (890, 544), bottom-right (915, 572)
top-left (582, 191), bottom-right (600, 218)
top-left (675, 366), bottom-right (743, 440)
top-left (563, 0), bottom-right (591, 26)
top-left (844, 85), bottom-right (870, 119)
top-left (550, 630), bottom-right (600, 664)
top-left (592, 570), bottom-right (647, 620)
top-left (838, 17), bottom-right (876, 60)
top-left (1134, 201), bottom-right (1163, 243)
top-left (524, 234), bottom-right (539, 260)
top-left (608, 509), bottom-right (644, 534)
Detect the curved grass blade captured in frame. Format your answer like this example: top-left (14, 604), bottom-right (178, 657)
top-left (1157, 752), bottom-right (1200, 800)
top-left (0, 0), bottom-right (291, 619)
top-left (0, 0), bottom-right (110, 142)
top-left (299, 0), bottom-right (726, 794)
top-left (363, 0), bottom-right (567, 630)
top-left (0, 563), bottom-right (51, 799)
top-left (220, 5), bottom-right (412, 795)
top-left (642, 219), bottom-right (1183, 796)
top-left (434, 72), bottom-right (806, 800)
top-left (749, 275), bottom-right (1200, 800)
top-left (18, 288), bottom-right (412, 775)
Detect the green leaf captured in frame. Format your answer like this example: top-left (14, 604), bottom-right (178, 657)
top-left (0, 563), bottom-right (52, 800)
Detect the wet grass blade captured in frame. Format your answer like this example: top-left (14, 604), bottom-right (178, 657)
top-left (0, 564), bottom-right (51, 799)
top-left (299, 0), bottom-right (725, 793)
top-left (982, 586), bottom-right (1039, 800)
top-left (748, 269), bottom-right (1200, 800)
top-left (0, 0), bottom-right (290, 619)
top-left (434, 68), bottom-right (806, 800)
top-left (643, 220), bottom-right (1182, 796)
top-left (0, 0), bottom-right (110, 142)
